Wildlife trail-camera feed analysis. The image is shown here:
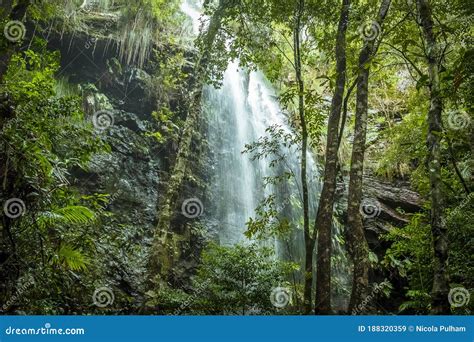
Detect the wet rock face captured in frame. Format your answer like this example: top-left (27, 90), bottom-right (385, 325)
top-left (338, 175), bottom-right (422, 254)
top-left (361, 176), bottom-right (422, 251)
top-left (362, 178), bottom-right (422, 313)
top-left (363, 176), bottom-right (422, 213)
top-left (337, 174), bottom-right (422, 248)
top-left (43, 25), bottom-right (167, 302)
top-left (336, 175), bottom-right (423, 313)
top-left (86, 111), bottom-right (162, 217)
top-left (72, 109), bottom-right (163, 301)
top-left (46, 21), bottom-right (206, 303)
top-left (59, 41), bottom-right (162, 229)
top-left (47, 26), bottom-right (165, 219)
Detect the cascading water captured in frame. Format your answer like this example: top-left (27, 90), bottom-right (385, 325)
top-left (204, 65), bottom-right (259, 244)
top-left (181, 0), bottom-right (350, 311)
top-left (203, 64), bottom-right (321, 246)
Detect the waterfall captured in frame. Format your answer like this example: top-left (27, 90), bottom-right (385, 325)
top-left (204, 65), bottom-right (258, 244)
top-left (181, 0), bottom-right (350, 311)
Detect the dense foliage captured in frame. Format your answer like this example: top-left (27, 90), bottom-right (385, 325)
top-left (0, 0), bottom-right (472, 315)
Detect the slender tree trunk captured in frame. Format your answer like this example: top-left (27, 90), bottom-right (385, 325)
top-left (314, 0), bottom-right (350, 315)
top-left (337, 79), bottom-right (357, 151)
top-left (148, 2), bottom-right (226, 279)
top-left (292, 0), bottom-right (312, 314)
top-left (416, 0), bottom-right (449, 314)
top-left (446, 137), bottom-right (470, 194)
top-left (347, 0), bottom-right (391, 313)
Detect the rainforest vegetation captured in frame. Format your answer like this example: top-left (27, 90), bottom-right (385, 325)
top-left (0, 0), bottom-right (472, 315)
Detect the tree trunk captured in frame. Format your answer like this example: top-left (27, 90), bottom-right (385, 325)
top-left (148, 2), bottom-right (226, 279)
top-left (347, 0), bottom-right (391, 313)
top-left (416, 0), bottom-right (449, 314)
top-left (337, 79), bottom-right (357, 151)
top-left (292, 0), bottom-right (312, 314)
top-left (314, 0), bottom-right (350, 315)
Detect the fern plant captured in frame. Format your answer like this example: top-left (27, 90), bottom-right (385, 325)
top-left (37, 205), bottom-right (95, 230)
top-left (53, 243), bottom-right (91, 271)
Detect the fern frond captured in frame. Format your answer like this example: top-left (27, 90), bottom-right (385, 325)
top-left (54, 206), bottom-right (95, 224)
top-left (54, 243), bottom-right (90, 271)
top-left (37, 205), bottom-right (95, 229)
